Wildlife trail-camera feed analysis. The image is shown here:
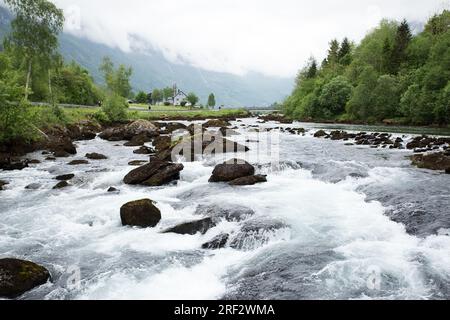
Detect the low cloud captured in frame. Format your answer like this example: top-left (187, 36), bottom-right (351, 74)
top-left (52, 0), bottom-right (448, 77)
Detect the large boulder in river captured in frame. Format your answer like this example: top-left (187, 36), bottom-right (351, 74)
top-left (209, 159), bottom-right (255, 182)
top-left (202, 234), bottom-right (229, 249)
top-left (163, 217), bottom-right (216, 235)
top-left (123, 160), bottom-right (184, 186)
top-left (0, 180), bottom-right (8, 191)
top-left (120, 199), bottom-right (161, 228)
top-left (0, 258), bottom-right (50, 298)
top-left (411, 152), bottom-right (450, 171)
top-left (100, 120), bottom-right (159, 141)
top-left (203, 119), bottom-right (231, 127)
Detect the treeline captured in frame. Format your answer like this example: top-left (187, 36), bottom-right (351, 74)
top-left (0, 0), bottom-right (137, 144)
top-left (284, 10), bottom-right (450, 126)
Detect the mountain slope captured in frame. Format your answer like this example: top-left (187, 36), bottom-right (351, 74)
top-left (0, 6), bottom-right (292, 107)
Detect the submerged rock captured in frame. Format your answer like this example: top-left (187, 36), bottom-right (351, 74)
top-left (0, 180), bottom-right (9, 190)
top-left (0, 258), bottom-right (50, 298)
top-left (55, 174), bottom-right (75, 181)
top-left (202, 234), bottom-right (230, 249)
top-left (120, 199), bottom-right (161, 228)
top-left (68, 160), bottom-right (89, 165)
top-left (228, 175), bottom-right (267, 186)
top-left (53, 181), bottom-right (69, 189)
top-left (133, 146), bottom-right (155, 155)
top-left (209, 159), bottom-right (255, 182)
top-left (163, 217), bottom-right (216, 235)
top-left (107, 187), bottom-right (119, 192)
top-left (25, 183), bottom-right (41, 190)
top-left (123, 160), bottom-right (184, 186)
top-left (128, 160), bottom-right (148, 166)
top-left (86, 153), bottom-right (107, 160)
top-left (195, 204), bottom-right (255, 222)
top-left (123, 133), bottom-right (152, 146)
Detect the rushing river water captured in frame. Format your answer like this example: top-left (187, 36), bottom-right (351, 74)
top-left (1, 118), bottom-right (449, 300)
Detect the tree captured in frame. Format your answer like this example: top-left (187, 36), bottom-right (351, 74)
top-left (186, 92), bottom-right (199, 108)
top-left (318, 76), bottom-right (353, 116)
top-left (5, 0), bottom-right (64, 100)
top-left (338, 38), bottom-right (352, 64)
top-left (135, 91), bottom-right (148, 104)
top-left (163, 87), bottom-right (174, 102)
top-left (389, 20), bottom-right (412, 74)
top-left (152, 89), bottom-right (162, 104)
top-left (372, 75), bottom-right (401, 120)
top-left (346, 66), bottom-right (378, 119)
top-left (207, 93), bottom-right (216, 108)
top-left (327, 39), bottom-right (340, 65)
top-left (99, 57), bottom-right (133, 98)
top-left (306, 58), bottom-right (318, 79)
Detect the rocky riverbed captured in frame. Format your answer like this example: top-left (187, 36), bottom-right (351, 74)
top-left (0, 117), bottom-right (449, 300)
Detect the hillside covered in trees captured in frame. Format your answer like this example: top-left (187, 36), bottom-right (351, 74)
top-left (284, 10), bottom-right (450, 126)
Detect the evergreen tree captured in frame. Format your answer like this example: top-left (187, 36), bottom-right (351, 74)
top-left (338, 37), bottom-right (351, 63)
top-left (389, 20), bottom-right (412, 74)
top-left (306, 58), bottom-right (318, 79)
top-left (327, 39), bottom-right (340, 64)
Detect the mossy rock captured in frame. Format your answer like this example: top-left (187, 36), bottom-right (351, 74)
top-left (0, 258), bottom-right (50, 298)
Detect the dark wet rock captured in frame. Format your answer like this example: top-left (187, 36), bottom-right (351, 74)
top-left (25, 183), bottom-right (41, 190)
top-left (53, 181), bottom-right (69, 189)
top-left (229, 175), bottom-right (267, 186)
top-left (314, 130), bottom-right (327, 138)
top-left (67, 121), bottom-right (101, 141)
top-left (411, 152), bottom-right (450, 171)
top-left (153, 136), bottom-right (172, 152)
top-left (163, 217), bottom-right (216, 235)
top-left (107, 187), bottom-right (119, 192)
top-left (128, 160), bottom-right (148, 166)
top-left (218, 127), bottom-right (240, 137)
top-left (100, 120), bottom-right (159, 141)
top-left (133, 146), bottom-right (155, 155)
top-left (0, 180), bottom-right (9, 191)
top-left (120, 199), bottom-right (161, 228)
top-left (45, 156), bottom-right (56, 161)
top-left (123, 160), bottom-right (184, 186)
top-left (202, 234), bottom-right (230, 249)
top-left (53, 150), bottom-right (70, 158)
top-left (195, 204), bottom-right (255, 222)
top-left (246, 139), bottom-right (259, 143)
top-left (68, 160), bottom-right (89, 165)
top-left (55, 174), bottom-right (75, 181)
top-left (166, 122), bottom-right (187, 133)
top-left (28, 159), bottom-right (41, 164)
top-left (204, 119), bottom-right (231, 127)
top-left (445, 168), bottom-right (450, 174)
top-left (258, 114), bottom-right (292, 123)
top-left (86, 153), bottom-right (107, 160)
top-left (0, 258), bottom-right (50, 298)
top-left (123, 133), bottom-right (152, 146)
top-left (0, 159), bottom-right (29, 171)
top-left (209, 159), bottom-right (255, 182)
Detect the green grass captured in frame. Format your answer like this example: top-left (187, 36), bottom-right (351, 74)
top-left (129, 104), bottom-right (187, 111)
top-left (29, 105), bottom-right (249, 129)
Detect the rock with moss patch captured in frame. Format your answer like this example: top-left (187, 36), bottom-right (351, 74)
top-left (0, 258), bottom-right (50, 298)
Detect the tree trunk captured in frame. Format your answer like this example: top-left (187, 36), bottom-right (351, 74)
top-left (24, 59), bottom-right (32, 101)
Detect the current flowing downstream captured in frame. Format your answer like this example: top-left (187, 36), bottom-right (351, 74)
top-left (0, 118), bottom-right (449, 300)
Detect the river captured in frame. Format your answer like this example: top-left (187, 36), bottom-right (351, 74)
top-left (0, 118), bottom-right (449, 300)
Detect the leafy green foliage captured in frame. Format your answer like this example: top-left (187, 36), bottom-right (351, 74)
top-left (99, 56), bottom-right (133, 98)
top-left (284, 10), bottom-right (450, 125)
top-left (207, 93), bottom-right (216, 108)
top-left (102, 93), bottom-right (128, 122)
top-left (135, 91), bottom-right (148, 104)
top-left (186, 92), bottom-right (199, 107)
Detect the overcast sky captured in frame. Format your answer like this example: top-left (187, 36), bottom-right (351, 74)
top-left (49, 0), bottom-right (449, 77)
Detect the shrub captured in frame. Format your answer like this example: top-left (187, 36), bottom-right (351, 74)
top-left (102, 93), bottom-right (128, 122)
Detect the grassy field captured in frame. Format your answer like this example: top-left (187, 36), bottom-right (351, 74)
top-left (129, 104), bottom-right (187, 111)
top-left (30, 105), bottom-right (249, 128)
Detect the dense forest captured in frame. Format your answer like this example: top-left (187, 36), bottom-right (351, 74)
top-left (284, 10), bottom-right (450, 126)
